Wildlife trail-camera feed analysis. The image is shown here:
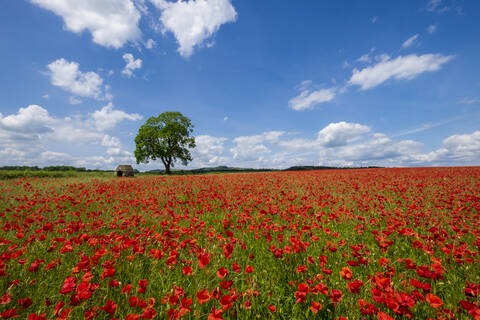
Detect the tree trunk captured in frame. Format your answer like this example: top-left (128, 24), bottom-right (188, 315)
top-left (165, 163), bottom-right (171, 175)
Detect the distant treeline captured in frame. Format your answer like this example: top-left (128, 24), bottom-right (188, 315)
top-left (0, 165), bottom-right (384, 180)
top-left (144, 166), bottom-right (276, 175)
top-left (0, 166), bottom-right (114, 172)
top-left (284, 165), bottom-right (383, 171)
top-left (145, 165), bottom-right (383, 175)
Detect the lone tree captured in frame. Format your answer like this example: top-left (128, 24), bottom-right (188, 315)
top-left (134, 112), bottom-right (195, 174)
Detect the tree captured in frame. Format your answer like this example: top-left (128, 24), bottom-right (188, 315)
top-left (134, 112), bottom-right (195, 174)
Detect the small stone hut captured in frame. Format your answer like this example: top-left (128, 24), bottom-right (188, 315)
top-left (115, 165), bottom-right (134, 177)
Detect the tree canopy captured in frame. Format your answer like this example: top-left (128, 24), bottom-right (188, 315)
top-left (134, 112), bottom-right (195, 174)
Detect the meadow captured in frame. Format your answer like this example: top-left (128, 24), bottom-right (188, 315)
top-left (0, 167), bottom-right (479, 319)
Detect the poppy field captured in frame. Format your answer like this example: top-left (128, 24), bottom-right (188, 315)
top-left (0, 167), bottom-right (479, 319)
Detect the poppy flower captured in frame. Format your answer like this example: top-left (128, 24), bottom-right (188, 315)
top-left (220, 294), bottom-right (233, 310)
top-left (182, 266), bottom-right (193, 276)
top-left (347, 279), bottom-right (364, 294)
top-left (208, 307), bottom-right (223, 320)
top-left (340, 267), bottom-right (353, 280)
top-left (426, 293), bottom-right (443, 308)
top-left (377, 311), bottom-right (394, 320)
top-left (217, 267), bottom-right (228, 279)
top-left (102, 300), bottom-right (117, 317)
top-left (330, 289), bottom-right (343, 304)
top-left (138, 279), bottom-right (147, 294)
top-left (310, 301), bottom-right (322, 313)
top-left (197, 289), bottom-right (210, 304)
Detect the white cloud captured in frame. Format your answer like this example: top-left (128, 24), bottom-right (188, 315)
top-left (91, 102), bottom-right (142, 131)
top-left (317, 122), bottom-right (371, 147)
top-left (122, 53), bottom-right (143, 78)
top-left (402, 34), bottom-right (419, 48)
top-left (457, 97), bottom-right (480, 105)
top-left (427, 24), bottom-right (437, 34)
top-left (335, 133), bottom-right (423, 162)
top-left (0, 105), bottom-right (54, 134)
top-left (145, 38), bottom-right (156, 49)
top-left (223, 117), bottom-right (228, 121)
top-left (371, 16), bottom-right (378, 23)
top-left (69, 96), bottom-right (82, 105)
top-left (439, 131), bottom-right (480, 162)
top-left (349, 53), bottom-right (454, 90)
top-left (101, 135), bottom-right (121, 148)
top-left (230, 131), bottom-right (284, 161)
top-left (357, 48), bottom-right (375, 63)
top-left (191, 135), bottom-right (228, 166)
top-left (42, 94), bottom-right (49, 99)
top-left (427, 0), bottom-right (442, 11)
top-left (0, 104), bottom-right (138, 168)
top-left (31, 0), bottom-right (141, 48)
top-left (289, 88), bottom-right (336, 111)
top-left (418, 131), bottom-right (480, 164)
top-left (152, 0), bottom-right (237, 57)
top-left (47, 58), bottom-right (106, 100)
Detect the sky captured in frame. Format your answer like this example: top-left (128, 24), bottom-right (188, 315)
top-left (0, 0), bottom-right (479, 170)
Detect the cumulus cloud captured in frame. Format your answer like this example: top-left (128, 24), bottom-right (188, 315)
top-left (289, 88), bottom-right (336, 111)
top-left (91, 102), bottom-right (142, 131)
top-left (402, 34), bottom-right (419, 48)
top-left (30, 0), bottom-right (141, 48)
top-left (317, 122), bottom-right (371, 147)
top-left (47, 58), bottom-right (107, 100)
top-left (348, 53), bottom-right (454, 90)
top-left (152, 0), bottom-right (237, 57)
top-left (419, 131), bottom-right (480, 164)
top-left (191, 135), bottom-right (228, 166)
top-left (0, 104), bottom-right (141, 168)
top-left (0, 105), bottom-right (54, 134)
top-left (69, 97), bottom-right (82, 105)
top-left (230, 131), bottom-right (284, 161)
top-left (122, 53), bottom-right (143, 77)
top-left (335, 133), bottom-right (423, 162)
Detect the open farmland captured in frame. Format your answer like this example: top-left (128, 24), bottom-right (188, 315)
top-left (0, 167), bottom-right (479, 319)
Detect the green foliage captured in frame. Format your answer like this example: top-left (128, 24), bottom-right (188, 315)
top-left (134, 111), bottom-right (195, 174)
top-left (0, 170), bottom-right (113, 180)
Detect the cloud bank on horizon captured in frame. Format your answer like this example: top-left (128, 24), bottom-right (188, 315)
top-left (0, 0), bottom-right (479, 169)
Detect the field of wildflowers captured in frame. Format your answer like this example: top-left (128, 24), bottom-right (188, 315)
top-left (0, 167), bottom-right (479, 319)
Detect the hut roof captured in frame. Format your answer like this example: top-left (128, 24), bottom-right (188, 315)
top-left (116, 165), bottom-right (134, 171)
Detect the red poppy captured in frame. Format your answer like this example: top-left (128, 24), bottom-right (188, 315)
top-left (347, 279), bottom-right (364, 294)
top-left (377, 311), bottom-right (394, 320)
top-left (310, 301), bottom-right (322, 313)
top-left (340, 267), bottom-right (353, 280)
top-left (208, 307), bottom-right (223, 320)
top-left (197, 289), bottom-right (210, 304)
top-left (217, 267), bottom-right (228, 279)
top-left (330, 289), bottom-right (343, 304)
top-left (426, 293), bottom-right (443, 308)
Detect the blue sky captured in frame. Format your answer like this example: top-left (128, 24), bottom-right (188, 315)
top-left (0, 0), bottom-right (479, 170)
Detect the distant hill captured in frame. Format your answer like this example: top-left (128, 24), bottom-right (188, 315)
top-left (0, 165), bottom-right (383, 176)
top-left (145, 165), bottom-right (383, 175)
top-left (145, 166), bottom-right (276, 175)
top-left (284, 165), bottom-right (382, 171)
